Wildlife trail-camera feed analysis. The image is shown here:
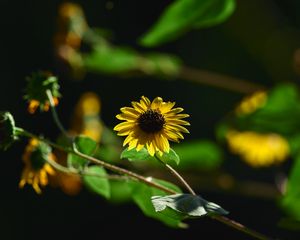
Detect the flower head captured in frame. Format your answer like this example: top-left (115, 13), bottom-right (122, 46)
top-left (71, 92), bottom-right (103, 142)
top-left (0, 112), bottom-right (17, 150)
top-left (19, 139), bottom-right (56, 194)
top-left (24, 71), bottom-right (61, 114)
top-left (226, 130), bottom-right (289, 167)
top-left (114, 96), bottom-right (190, 156)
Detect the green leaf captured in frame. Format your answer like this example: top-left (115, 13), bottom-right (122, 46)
top-left (193, 0), bottom-right (235, 28)
top-left (143, 53), bottom-right (182, 77)
top-left (67, 135), bottom-right (98, 169)
top-left (130, 178), bottom-right (186, 228)
top-left (281, 154), bottom-right (300, 221)
top-left (236, 84), bottom-right (300, 136)
top-left (83, 166), bottom-right (110, 199)
top-left (120, 147), bottom-right (155, 161)
top-left (83, 46), bottom-right (139, 74)
top-left (152, 194), bottom-right (228, 218)
top-left (156, 149), bottom-right (180, 165)
top-left (172, 141), bottom-right (223, 170)
top-left (140, 0), bottom-right (236, 47)
top-left (109, 180), bottom-right (133, 204)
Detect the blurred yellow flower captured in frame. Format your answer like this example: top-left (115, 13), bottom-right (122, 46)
top-left (114, 96), bottom-right (190, 156)
top-left (226, 130), bottom-right (289, 167)
top-left (19, 139), bottom-right (56, 194)
top-left (71, 92), bottom-right (103, 142)
top-left (54, 2), bottom-right (87, 50)
top-left (235, 91), bottom-right (267, 116)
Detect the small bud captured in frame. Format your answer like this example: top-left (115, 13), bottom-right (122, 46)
top-left (0, 112), bottom-right (17, 150)
top-left (24, 71), bottom-right (61, 114)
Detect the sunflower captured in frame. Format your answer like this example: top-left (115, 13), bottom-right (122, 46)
top-left (19, 139), bottom-right (56, 194)
top-left (114, 96), bottom-right (190, 156)
top-left (226, 130), bottom-right (289, 167)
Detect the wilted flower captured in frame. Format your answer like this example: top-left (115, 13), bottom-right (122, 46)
top-left (19, 139), bottom-right (56, 194)
top-left (24, 71), bottom-right (61, 114)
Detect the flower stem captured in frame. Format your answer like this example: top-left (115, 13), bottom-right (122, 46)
top-left (18, 128), bottom-right (176, 194)
top-left (179, 66), bottom-right (265, 94)
top-left (46, 90), bottom-right (70, 139)
top-left (155, 156), bottom-right (196, 195)
top-left (155, 156), bottom-right (273, 240)
top-left (17, 128), bottom-right (274, 240)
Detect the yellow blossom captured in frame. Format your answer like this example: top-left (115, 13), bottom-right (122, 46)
top-left (226, 130), bottom-right (289, 167)
top-left (114, 96), bottom-right (190, 156)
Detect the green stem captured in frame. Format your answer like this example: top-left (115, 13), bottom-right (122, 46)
top-left (46, 90), bottom-right (70, 138)
top-left (155, 156), bottom-right (196, 195)
top-left (18, 128), bottom-right (176, 194)
top-left (154, 156), bottom-right (272, 240)
top-left (17, 128), bottom-right (274, 240)
top-left (179, 66), bottom-right (265, 94)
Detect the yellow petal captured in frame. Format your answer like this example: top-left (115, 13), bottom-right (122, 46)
top-left (120, 107), bottom-right (140, 116)
top-left (160, 102), bottom-right (176, 113)
top-left (114, 122), bottom-right (135, 131)
top-left (116, 113), bottom-right (138, 121)
top-left (123, 135), bottom-right (134, 146)
top-left (128, 139), bottom-right (138, 150)
top-left (165, 113), bottom-right (189, 119)
top-left (151, 97), bottom-right (163, 109)
top-left (166, 124), bottom-right (190, 133)
top-left (167, 107), bottom-right (184, 115)
top-left (131, 101), bottom-right (147, 113)
top-left (167, 119), bottom-right (190, 126)
top-left (146, 142), bottom-right (155, 156)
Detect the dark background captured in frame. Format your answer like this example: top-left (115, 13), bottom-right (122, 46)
top-left (1, 0), bottom-right (300, 239)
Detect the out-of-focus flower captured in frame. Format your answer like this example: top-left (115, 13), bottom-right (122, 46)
top-left (71, 92), bottom-right (103, 142)
top-left (51, 92), bottom-right (103, 195)
top-left (114, 96), bottom-right (190, 156)
top-left (54, 2), bottom-right (87, 50)
top-left (19, 139), bottom-right (56, 194)
top-left (226, 130), bottom-right (289, 167)
top-left (54, 2), bottom-right (88, 78)
top-left (24, 71), bottom-right (61, 114)
top-left (235, 91), bottom-right (267, 116)
top-left (49, 150), bottom-right (82, 196)
top-left (0, 112), bottom-right (17, 150)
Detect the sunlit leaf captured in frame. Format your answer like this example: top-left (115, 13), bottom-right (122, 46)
top-left (67, 135), bottom-right (98, 169)
top-left (152, 194), bottom-right (228, 218)
top-left (140, 0), bottom-right (236, 47)
top-left (121, 147), bottom-right (155, 161)
top-left (156, 149), bottom-right (180, 165)
top-left (172, 140), bottom-right (223, 170)
top-left (83, 166), bottom-right (110, 199)
top-left (83, 46), bottom-right (139, 74)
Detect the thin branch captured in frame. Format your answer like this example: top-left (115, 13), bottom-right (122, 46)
top-left (155, 156), bottom-right (196, 195)
top-left (212, 215), bottom-right (274, 240)
top-left (18, 128), bottom-right (275, 240)
top-left (179, 66), bottom-right (265, 94)
top-left (46, 90), bottom-right (71, 138)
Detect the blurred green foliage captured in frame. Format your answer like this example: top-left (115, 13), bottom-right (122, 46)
top-left (140, 0), bottom-right (235, 46)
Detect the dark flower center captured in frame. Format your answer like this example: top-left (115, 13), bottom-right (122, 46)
top-left (138, 109), bottom-right (165, 133)
top-left (30, 149), bottom-right (47, 170)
